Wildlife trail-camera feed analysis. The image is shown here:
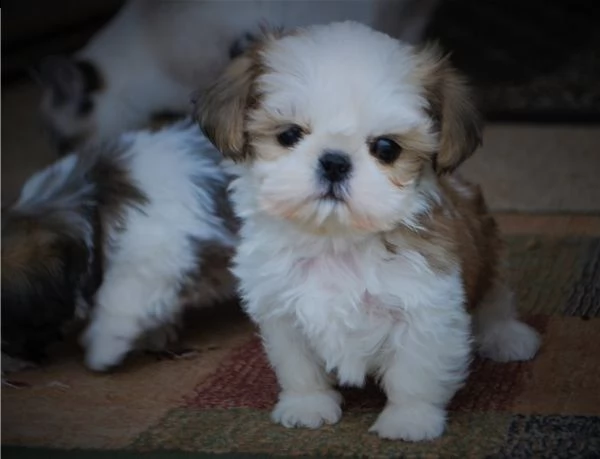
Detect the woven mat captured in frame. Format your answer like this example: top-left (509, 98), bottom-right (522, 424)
top-left (3, 215), bottom-right (600, 458)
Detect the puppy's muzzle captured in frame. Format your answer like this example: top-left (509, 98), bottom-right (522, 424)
top-left (319, 151), bottom-right (352, 183)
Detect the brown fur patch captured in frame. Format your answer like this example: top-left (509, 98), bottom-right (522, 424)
top-left (148, 111), bottom-right (187, 132)
top-left (381, 235), bottom-right (398, 255)
top-left (385, 175), bottom-right (501, 310)
top-left (91, 154), bottom-right (149, 236)
top-left (439, 177), bottom-right (501, 310)
top-left (1, 218), bottom-right (64, 289)
top-left (178, 243), bottom-right (237, 309)
top-left (194, 28), bottom-right (287, 161)
top-left (412, 44), bottom-right (483, 174)
top-left (86, 153), bottom-right (148, 300)
top-left (194, 51), bottom-right (261, 160)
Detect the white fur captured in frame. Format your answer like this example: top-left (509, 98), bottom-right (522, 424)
top-left (233, 215), bottom-right (472, 441)
top-left (76, 122), bottom-right (236, 371)
top-left (226, 22), bottom-right (539, 441)
top-left (41, 0), bottom-right (441, 147)
top-left (474, 282), bottom-right (540, 362)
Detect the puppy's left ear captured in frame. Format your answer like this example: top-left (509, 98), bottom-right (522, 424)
top-left (415, 44), bottom-right (483, 174)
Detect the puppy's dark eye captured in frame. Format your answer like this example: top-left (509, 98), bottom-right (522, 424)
top-left (370, 137), bottom-right (403, 164)
top-left (277, 125), bottom-right (304, 147)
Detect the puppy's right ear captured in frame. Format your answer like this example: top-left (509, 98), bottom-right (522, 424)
top-left (193, 53), bottom-right (261, 161)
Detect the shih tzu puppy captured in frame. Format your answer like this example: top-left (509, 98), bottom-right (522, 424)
top-left (195, 22), bottom-right (540, 441)
top-left (1, 121), bottom-right (237, 373)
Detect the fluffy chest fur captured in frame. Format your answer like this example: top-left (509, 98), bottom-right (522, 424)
top-left (235, 220), bottom-right (466, 386)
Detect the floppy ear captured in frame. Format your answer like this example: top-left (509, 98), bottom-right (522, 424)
top-left (193, 52), bottom-right (261, 161)
top-left (416, 44), bottom-right (483, 174)
top-left (193, 27), bottom-right (285, 161)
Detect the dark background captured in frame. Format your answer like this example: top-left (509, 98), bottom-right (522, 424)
top-left (3, 0), bottom-right (600, 121)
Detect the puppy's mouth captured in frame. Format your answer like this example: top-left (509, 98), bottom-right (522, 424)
top-left (319, 184), bottom-right (347, 203)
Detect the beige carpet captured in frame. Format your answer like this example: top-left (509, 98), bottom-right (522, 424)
top-left (2, 81), bottom-right (600, 212)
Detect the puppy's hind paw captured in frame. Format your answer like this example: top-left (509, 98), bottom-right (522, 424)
top-left (272, 390), bottom-right (342, 429)
top-left (478, 319), bottom-right (540, 362)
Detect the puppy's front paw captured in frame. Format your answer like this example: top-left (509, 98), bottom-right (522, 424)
top-left (369, 403), bottom-right (446, 441)
top-left (84, 337), bottom-right (131, 372)
top-left (272, 390), bottom-right (342, 429)
top-left (82, 324), bottom-right (132, 372)
top-left (478, 319), bottom-right (540, 362)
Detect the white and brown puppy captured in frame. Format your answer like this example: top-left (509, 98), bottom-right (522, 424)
top-left (195, 22), bottom-right (540, 441)
top-left (35, 0), bottom-right (441, 154)
top-left (1, 121), bottom-right (237, 373)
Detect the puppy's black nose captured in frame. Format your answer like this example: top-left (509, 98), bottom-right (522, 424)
top-left (319, 151), bottom-right (352, 183)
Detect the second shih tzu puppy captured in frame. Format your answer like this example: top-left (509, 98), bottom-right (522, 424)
top-left (2, 121), bottom-right (238, 373)
top-left (195, 22), bottom-right (540, 441)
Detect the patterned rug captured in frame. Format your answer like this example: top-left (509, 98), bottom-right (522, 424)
top-left (3, 215), bottom-right (600, 458)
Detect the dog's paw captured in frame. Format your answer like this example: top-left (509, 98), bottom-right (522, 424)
top-left (272, 390), bottom-right (342, 429)
top-left (369, 403), bottom-right (446, 441)
top-left (82, 325), bottom-right (132, 372)
top-left (84, 339), bottom-right (130, 372)
top-left (478, 319), bottom-right (540, 362)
